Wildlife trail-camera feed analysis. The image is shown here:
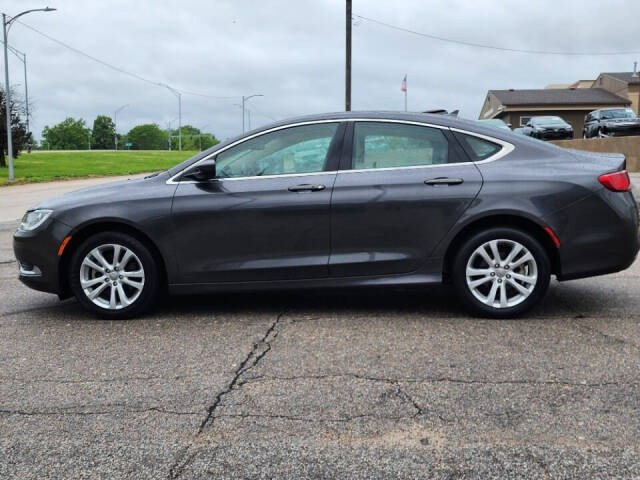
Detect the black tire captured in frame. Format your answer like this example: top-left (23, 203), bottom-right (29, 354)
top-left (452, 227), bottom-right (551, 319)
top-left (69, 232), bottom-right (160, 319)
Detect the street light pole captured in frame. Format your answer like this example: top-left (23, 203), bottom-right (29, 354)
top-left (162, 84), bottom-right (182, 151)
top-left (2, 44), bottom-right (30, 149)
top-left (198, 124), bottom-right (210, 151)
top-left (114, 104), bottom-right (128, 151)
top-left (241, 94), bottom-right (263, 134)
top-left (2, 7), bottom-right (56, 181)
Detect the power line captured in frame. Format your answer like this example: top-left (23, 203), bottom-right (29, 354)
top-left (353, 13), bottom-right (640, 56)
top-left (14, 18), bottom-right (240, 99)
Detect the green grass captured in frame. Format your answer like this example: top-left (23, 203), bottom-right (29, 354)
top-left (0, 150), bottom-right (197, 186)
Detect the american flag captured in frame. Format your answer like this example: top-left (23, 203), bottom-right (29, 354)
top-left (401, 75), bottom-right (407, 92)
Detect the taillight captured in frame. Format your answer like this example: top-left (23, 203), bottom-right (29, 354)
top-left (599, 170), bottom-right (631, 192)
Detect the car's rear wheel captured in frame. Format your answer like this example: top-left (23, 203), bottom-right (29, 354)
top-left (69, 232), bottom-right (160, 319)
top-left (452, 227), bottom-right (550, 318)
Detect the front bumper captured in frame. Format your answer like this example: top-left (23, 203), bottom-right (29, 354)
top-left (539, 130), bottom-right (574, 141)
top-left (13, 218), bottom-right (72, 295)
top-left (604, 124), bottom-right (640, 137)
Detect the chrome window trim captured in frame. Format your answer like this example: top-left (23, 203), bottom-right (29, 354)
top-left (166, 118), bottom-right (514, 184)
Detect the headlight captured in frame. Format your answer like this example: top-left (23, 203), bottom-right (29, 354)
top-left (19, 209), bottom-right (53, 231)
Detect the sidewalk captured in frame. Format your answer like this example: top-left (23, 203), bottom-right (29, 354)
top-left (0, 173), bottom-right (148, 223)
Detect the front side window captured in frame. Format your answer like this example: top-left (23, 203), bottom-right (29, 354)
top-left (352, 122), bottom-right (450, 170)
top-left (215, 123), bottom-right (338, 179)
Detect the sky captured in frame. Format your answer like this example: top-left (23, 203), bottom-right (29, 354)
top-left (3, 0), bottom-right (640, 143)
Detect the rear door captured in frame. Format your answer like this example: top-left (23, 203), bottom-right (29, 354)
top-left (329, 120), bottom-right (484, 277)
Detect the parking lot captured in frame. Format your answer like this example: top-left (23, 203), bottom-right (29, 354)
top-left (0, 179), bottom-right (639, 479)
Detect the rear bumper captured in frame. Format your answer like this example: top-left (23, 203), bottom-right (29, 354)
top-left (545, 189), bottom-right (639, 281)
top-left (13, 219), bottom-right (71, 295)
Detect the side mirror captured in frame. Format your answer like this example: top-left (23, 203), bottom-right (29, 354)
top-left (181, 160), bottom-right (216, 182)
top-left (506, 123), bottom-right (512, 128)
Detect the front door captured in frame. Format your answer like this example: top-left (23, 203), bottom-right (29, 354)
top-left (171, 122), bottom-right (344, 283)
top-left (329, 120), bottom-right (484, 277)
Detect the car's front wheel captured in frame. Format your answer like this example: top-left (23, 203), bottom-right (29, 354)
top-left (69, 232), bottom-right (160, 319)
top-left (452, 227), bottom-right (551, 318)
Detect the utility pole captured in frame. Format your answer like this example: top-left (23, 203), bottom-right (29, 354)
top-left (87, 129), bottom-right (91, 150)
top-left (114, 104), bottom-right (128, 151)
top-left (2, 7), bottom-right (56, 181)
top-left (345, 0), bottom-right (352, 111)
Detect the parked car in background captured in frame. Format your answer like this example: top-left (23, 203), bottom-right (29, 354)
top-left (583, 108), bottom-right (640, 138)
top-left (13, 112), bottom-right (638, 319)
top-left (476, 119), bottom-right (512, 131)
top-left (522, 116), bottom-right (574, 140)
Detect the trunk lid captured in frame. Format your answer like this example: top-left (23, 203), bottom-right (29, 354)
top-left (564, 148), bottom-right (626, 174)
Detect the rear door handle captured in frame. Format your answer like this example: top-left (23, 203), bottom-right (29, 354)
top-left (424, 177), bottom-right (464, 186)
top-left (288, 184), bottom-right (326, 192)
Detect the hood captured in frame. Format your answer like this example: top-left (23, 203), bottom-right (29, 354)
top-left (32, 176), bottom-right (155, 212)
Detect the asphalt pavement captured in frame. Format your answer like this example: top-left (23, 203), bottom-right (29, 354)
top-left (1, 173), bottom-right (640, 478)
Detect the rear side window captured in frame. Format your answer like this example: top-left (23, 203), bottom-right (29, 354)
top-left (458, 134), bottom-right (502, 161)
top-left (352, 122), bottom-right (452, 169)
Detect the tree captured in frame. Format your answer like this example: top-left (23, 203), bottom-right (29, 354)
top-left (91, 115), bottom-right (116, 149)
top-left (41, 117), bottom-right (90, 150)
top-left (169, 125), bottom-right (220, 151)
top-left (127, 123), bottom-right (167, 150)
top-left (0, 87), bottom-right (30, 167)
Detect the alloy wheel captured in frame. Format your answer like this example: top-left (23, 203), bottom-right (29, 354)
top-left (465, 239), bottom-right (538, 309)
top-left (79, 243), bottom-right (145, 310)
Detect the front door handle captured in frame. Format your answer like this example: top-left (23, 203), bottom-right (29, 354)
top-left (424, 177), bottom-right (464, 186)
top-left (288, 184), bottom-right (326, 192)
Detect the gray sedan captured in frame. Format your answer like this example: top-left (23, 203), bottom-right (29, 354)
top-left (13, 112), bottom-right (639, 319)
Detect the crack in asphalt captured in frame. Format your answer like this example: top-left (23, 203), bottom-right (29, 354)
top-left (0, 259), bottom-right (16, 264)
top-left (0, 406), bottom-right (201, 416)
top-left (215, 412), bottom-right (412, 423)
top-left (241, 372), bottom-right (636, 388)
top-left (168, 309), bottom-right (287, 480)
top-left (0, 373), bottom-right (207, 385)
top-left (571, 321), bottom-right (640, 352)
top-left (547, 287), bottom-right (640, 352)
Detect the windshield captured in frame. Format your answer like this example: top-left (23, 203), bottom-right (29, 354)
top-left (532, 116), bottom-right (565, 125)
top-left (600, 109), bottom-right (636, 120)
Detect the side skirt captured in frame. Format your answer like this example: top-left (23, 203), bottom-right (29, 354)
top-left (168, 264), bottom-right (443, 295)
